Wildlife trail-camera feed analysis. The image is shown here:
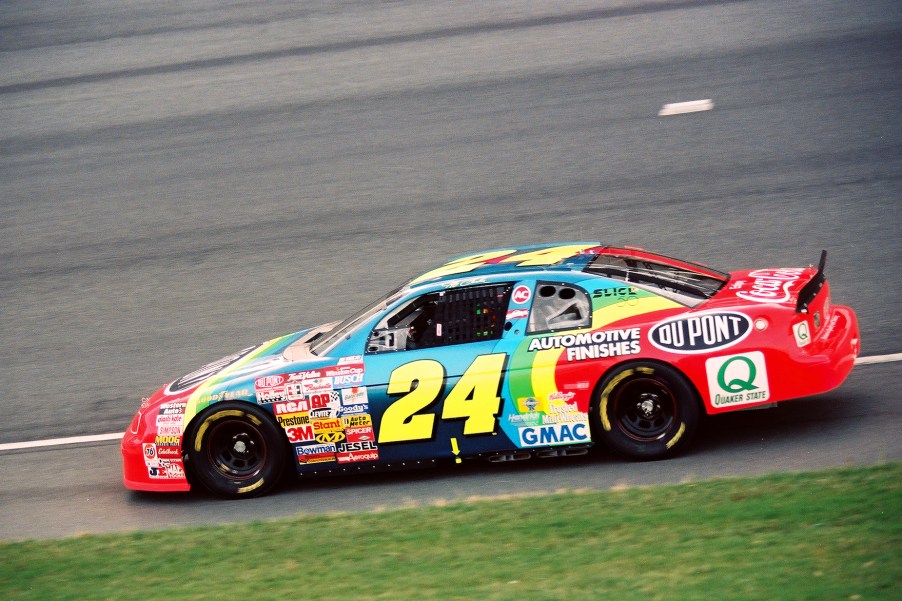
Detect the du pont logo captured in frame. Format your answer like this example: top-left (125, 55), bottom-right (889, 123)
top-left (705, 351), bottom-right (770, 408)
top-left (650, 311), bottom-right (752, 354)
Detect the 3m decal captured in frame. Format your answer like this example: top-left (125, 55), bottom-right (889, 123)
top-left (705, 352), bottom-right (770, 407)
top-left (378, 353), bottom-right (507, 444)
top-left (286, 425), bottom-right (315, 443)
top-left (649, 311), bottom-right (752, 354)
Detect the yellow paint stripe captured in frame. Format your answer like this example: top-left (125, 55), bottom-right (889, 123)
top-left (591, 296), bottom-right (681, 329)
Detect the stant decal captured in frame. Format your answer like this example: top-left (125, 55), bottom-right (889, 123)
top-left (649, 311), bottom-right (752, 354)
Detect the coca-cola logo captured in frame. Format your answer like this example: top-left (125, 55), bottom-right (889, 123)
top-left (735, 268), bottom-right (804, 303)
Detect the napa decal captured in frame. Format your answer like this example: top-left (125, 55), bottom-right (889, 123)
top-left (649, 311), bottom-right (752, 354)
top-left (705, 351), bottom-right (770, 407)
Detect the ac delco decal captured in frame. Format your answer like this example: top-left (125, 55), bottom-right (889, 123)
top-left (649, 311), bottom-right (752, 354)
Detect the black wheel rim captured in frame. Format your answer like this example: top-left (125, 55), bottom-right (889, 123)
top-left (206, 420), bottom-right (267, 480)
top-left (612, 377), bottom-right (676, 441)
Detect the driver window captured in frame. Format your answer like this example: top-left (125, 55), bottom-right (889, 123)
top-left (527, 282), bottom-right (591, 333)
top-left (367, 283), bottom-right (513, 353)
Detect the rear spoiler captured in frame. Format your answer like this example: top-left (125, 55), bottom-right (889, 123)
top-left (795, 250), bottom-right (827, 314)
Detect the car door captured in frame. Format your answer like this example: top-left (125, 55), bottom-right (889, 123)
top-left (361, 282), bottom-right (517, 464)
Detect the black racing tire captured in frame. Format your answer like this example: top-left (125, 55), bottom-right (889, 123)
top-left (592, 362), bottom-right (699, 460)
top-left (186, 402), bottom-right (287, 498)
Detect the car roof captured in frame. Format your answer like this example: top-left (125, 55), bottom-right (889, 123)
top-left (406, 242), bottom-right (601, 286)
top-left (407, 242), bottom-right (727, 287)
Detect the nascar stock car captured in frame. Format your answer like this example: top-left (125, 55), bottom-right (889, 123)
top-left (122, 243), bottom-right (860, 498)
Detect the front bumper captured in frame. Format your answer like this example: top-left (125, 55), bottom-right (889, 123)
top-left (121, 409), bottom-right (191, 493)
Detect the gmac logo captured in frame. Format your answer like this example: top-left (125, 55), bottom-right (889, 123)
top-left (650, 311), bottom-right (752, 354)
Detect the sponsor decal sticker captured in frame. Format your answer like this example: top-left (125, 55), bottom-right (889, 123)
top-left (528, 328), bottom-right (641, 361)
top-left (735, 268), bottom-right (804, 303)
top-left (274, 400), bottom-right (309, 414)
top-left (296, 444), bottom-right (336, 464)
top-left (337, 450), bottom-right (379, 463)
top-left (512, 285), bottom-right (532, 304)
top-left (506, 308), bottom-right (529, 320)
top-left (518, 422), bottom-right (589, 447)
top-left (276, 412), bottom-right (309, 428)
top-left (793, 321), bottom-right (812, 347)
top-left (345, 425), bottom-right (375, 443)
top-left (341, 387), bottom-right (368, 406)
top-left (705, 351), bottom-right (770, 407)
top-left (649, 311), bottom-right (752, 354)
top-left (337, 441), bottom-right (378, 453)
top-left (343, 414), bottom-right (373, 428)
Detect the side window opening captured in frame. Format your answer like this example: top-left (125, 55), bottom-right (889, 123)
top-left (527, 283), bottom-right (591, 334)
top-left (367, 283), bottom-right (513, 353)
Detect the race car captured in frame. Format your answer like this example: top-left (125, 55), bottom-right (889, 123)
top-left (122, 243), bottom-right (860, 497)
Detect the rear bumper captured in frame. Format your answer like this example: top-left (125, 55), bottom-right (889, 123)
top-left (778, 304), bottom-right (860, 401)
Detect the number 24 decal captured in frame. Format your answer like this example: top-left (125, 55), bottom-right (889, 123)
top-left (378, 353), bottom-right (507, 444)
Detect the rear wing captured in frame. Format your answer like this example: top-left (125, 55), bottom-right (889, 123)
top-left (795, 250), bottom-right (827, 314)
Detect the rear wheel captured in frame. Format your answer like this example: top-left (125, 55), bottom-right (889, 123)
top-left (593, 362), bottom-right (699, 460)
top-left (186, 402), bottom-right (287, 498)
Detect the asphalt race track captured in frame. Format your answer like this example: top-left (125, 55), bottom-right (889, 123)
top-left (1, 0), bottom-right (900, 540)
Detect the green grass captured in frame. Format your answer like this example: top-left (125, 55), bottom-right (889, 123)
top-left (2, 464), bottom-right (899, 600)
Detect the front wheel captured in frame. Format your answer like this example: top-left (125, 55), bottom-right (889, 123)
top-left (592, 362), bottom-right (699, 460)
top-left (186, 402), bottom-right (287, 498)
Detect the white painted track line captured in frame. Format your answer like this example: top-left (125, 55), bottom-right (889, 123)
top-left (854, 352), bottom-right (902, 365)
top-left (0, 432), bottom-right (124, 451)
top-left (658, 99), bottom-right (714, 116)
top-left (1, 354), bottom-right (898, 452)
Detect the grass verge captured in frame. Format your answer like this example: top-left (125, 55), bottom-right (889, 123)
top-left (1, 463), bottom-right (899, 600)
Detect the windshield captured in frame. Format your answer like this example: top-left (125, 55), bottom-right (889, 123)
top-left (309, 285), bottom-right (408, 356)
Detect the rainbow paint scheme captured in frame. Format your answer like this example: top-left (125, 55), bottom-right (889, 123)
top-left (122, 243), bottom-right (860, 497)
